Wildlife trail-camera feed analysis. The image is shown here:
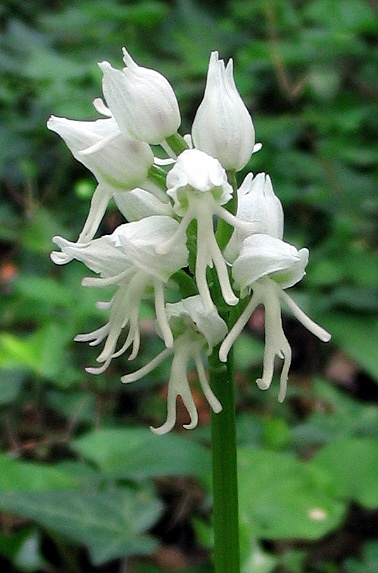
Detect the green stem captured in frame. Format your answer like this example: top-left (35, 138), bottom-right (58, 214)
top-left (165, 132), bottom-right (189, 155)
top-left (147, 164), bottom-right (167, 189)
top-left (209, 346), bottom-right (240, 573)
top-left (209, 167), bottom-right (240, 572)
top-left (171, 269), bottom-right (198, 298)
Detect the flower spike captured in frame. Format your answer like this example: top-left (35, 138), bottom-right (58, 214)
top-left (49, 46), bottom-right (331, 432)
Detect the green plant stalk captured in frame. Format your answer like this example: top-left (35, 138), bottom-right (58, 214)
top-left (209, 345), bottom-right (240, 573)
top-left (209, 167), bottom-right (240, 573)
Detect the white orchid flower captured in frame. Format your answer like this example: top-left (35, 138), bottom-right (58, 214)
top-left (52, 216), bottom-right (188, 373)
top-left (99, 48), bottom-right (180, 144)
top-left (192, 51), bottom-right (258, 171)
top-left (122, 295), bottom-right (228, 434)
top-left (225, 172), bottom-right (284, 262)
top-left (157, 148), bottom-right (261, 313)
top-left (220, 234), bottom-right (331, 401)
top-left (48, 101), bottom-right (154, 263)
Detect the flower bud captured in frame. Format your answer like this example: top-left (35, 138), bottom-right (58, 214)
top-left (192, 51), bottom-right (255, 171)
top-left (224, 172), bottom-right (284, 262)
top-left (99, 48), bottom-right (181, 144)
top-left (238, 173), bottom-right (284, 238)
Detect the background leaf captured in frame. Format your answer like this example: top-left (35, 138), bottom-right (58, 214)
top-left (72, 427), bottom-right (211, 480)
top-left (0, 487), bottom-right (162, 565)
top-left (0, 454), bottom-right (77, 491)
top-left (238, 448), bottom-right (345, 540)
top-left (310, 438), bottom-right (378, 509)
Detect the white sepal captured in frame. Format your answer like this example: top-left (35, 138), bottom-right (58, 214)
top-left (51, 234), bottom-right (132, 277)
top-left (112, 216), bottom-right (188, 282)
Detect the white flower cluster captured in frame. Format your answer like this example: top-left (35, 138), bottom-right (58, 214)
top-left (49, 48), bottom-right (330, 433)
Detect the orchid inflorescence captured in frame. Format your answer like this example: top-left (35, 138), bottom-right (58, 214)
top-left (49, 48), bottom-right (330, 434)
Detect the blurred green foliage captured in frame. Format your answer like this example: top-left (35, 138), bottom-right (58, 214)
top-left (0, 0), bottom-right (377, 571)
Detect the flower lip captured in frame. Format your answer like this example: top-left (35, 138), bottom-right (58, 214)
top-left (123, 296), bottom-right (226, 434)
